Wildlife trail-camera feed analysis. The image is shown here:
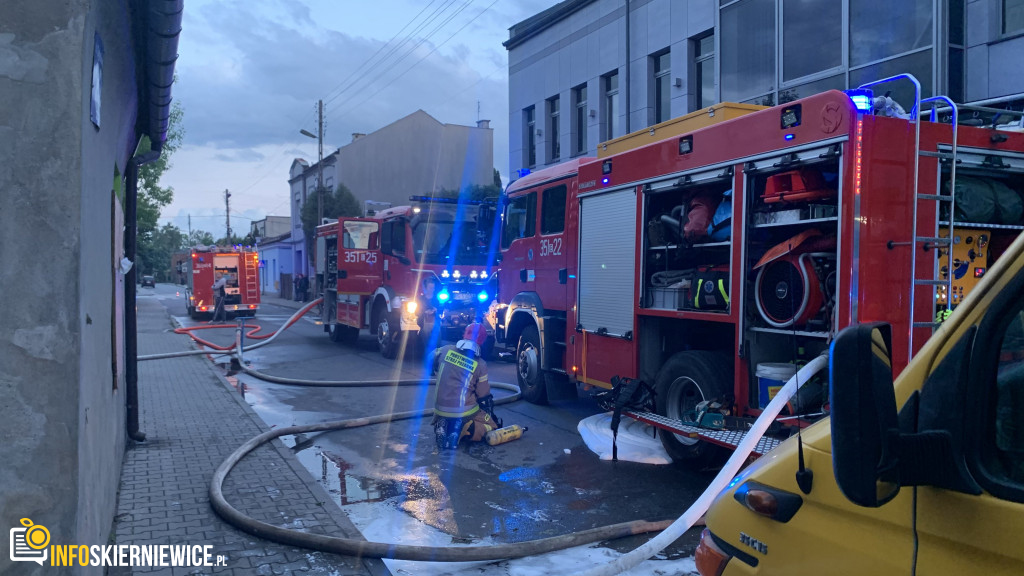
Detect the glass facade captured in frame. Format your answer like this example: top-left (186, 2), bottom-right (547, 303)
top-left (850, 0), bottom-right (932, 66)
top-left (782, 0), bottom-right (841, 82)
top-left (721, 0), bottom-right (775, 103)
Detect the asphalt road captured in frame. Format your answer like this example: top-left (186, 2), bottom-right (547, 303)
top-left (141, 283), bottom-right (711, 559)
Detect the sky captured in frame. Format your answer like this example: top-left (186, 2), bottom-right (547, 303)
top-left (160, 0), bottom-right (559, 238)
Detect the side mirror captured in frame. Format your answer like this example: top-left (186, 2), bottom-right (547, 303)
top-left (830, 322), bottom-right (901, 507)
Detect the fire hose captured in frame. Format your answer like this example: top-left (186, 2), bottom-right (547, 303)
top-left (154, 298), bottom-right (829, 570)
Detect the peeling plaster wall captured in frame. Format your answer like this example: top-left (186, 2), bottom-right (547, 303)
top-left (0, 0), bottom-right (140, 570)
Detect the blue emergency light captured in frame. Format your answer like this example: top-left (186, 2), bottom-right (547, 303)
top-left (437, 289), bottom-right (451, 303)
top-left (845, 89), bottom-right (874, 113)
top-left (476, 290), bottom-right (488, 302)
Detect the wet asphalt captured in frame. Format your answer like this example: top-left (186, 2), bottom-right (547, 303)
top-left (143, 283), bottom-right (710, 556)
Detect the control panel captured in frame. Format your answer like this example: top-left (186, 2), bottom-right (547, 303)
top-left (936, 227), bottom-right (990, 307)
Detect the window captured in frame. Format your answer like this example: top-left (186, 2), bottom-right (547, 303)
top-left (850, 0), bottom-right (931, 66)
top-left (342, 221), bottom-right (378, 250)
top-left (849, 49), bottom-right (933, 104)
top-left (541, 185), bottom-right (566, 235)
top-left (993, 304), bottom-right (1024, 485)
top-left (653, 50), bottom-right (671, 124)
top-left (782, 0), bottom-right (841, 82)
top-left (721, 0), bottom-right (775, 103)
top-left (548, 95), bottom-right (561, 161)
top-left (603, 71), bottom-right (620, 141)
top-left (1007, 0), bottom-right (1024, 34)
top-left (693, 32), bottom-right (714, 110)
top-left (525, 106), bottom-right (536, 167)
top-left (573, 84), bottom-right (588, 156)
top-left (501, 192), bottom-right (536, 248)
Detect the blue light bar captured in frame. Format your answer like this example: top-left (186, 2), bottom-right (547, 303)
top-left (845, 89), bottom-right (873, 113)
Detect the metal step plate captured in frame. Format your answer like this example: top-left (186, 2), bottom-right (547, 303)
top-left (624, 411), bottom-right (783, 457)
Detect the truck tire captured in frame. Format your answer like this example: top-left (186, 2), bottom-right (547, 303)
top-left (376, 308), bottom-right (400, 359)
top-left (655, 351), bottom-right (732, 467)
top-left (517, 325), bottom-right (548, 405)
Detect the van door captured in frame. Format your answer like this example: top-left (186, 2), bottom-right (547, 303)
top-left (915, 255), bottom-right (1024, 573)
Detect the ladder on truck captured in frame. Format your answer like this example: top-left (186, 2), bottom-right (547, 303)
top-left (857, 74), bottom-right (960, 365)
top-left (244, 256), bottom-right (259, 302)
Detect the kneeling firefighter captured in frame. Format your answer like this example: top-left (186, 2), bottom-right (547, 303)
top-left (432, 323), bottom-right (501, 449)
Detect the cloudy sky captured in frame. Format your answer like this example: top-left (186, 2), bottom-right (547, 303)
top-left (160, 0), bottom-right (558, 237)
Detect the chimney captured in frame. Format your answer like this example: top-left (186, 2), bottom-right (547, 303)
top-left (476, 119), bottom-right (490, 129)
top-left (351, 133), bottom-right (366, 142)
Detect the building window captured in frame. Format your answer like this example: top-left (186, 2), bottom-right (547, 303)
top-left (850, 0), bottom-right (931, 66)
top-left (573, 84), bottom-right (588, 156)
top-left (721, 0), bottom-right (775, 103)
top-left (782, 0), bottom-right (841, 82)
top-left (1005, 0), bottom-right (1024, 34)
top-left (693, 32), bottom-right (714, 110)
top-left (547, 95), bottom-right (561, 162)
top-left (652, 50), bottom-right (671, 124)
top-left (603, 71), bottom-right (620, 141)
top-left (525, 106), bottom-right (536, 168)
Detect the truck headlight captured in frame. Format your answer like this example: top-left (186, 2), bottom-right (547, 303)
top-left (405, 300), bottom-right (418, 314)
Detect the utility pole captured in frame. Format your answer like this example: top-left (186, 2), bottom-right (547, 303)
top-left (300, 99), bottom-right (326, 296)
top-left (224, 189), bottom-right (232, 241)
top-left (188, 214), bottom-right (192, 244)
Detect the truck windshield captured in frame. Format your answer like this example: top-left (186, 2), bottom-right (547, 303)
top-left (411, 219), bottom-right (489, 266)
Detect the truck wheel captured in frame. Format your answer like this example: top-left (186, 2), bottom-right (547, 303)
top-left (655, 351), bottom-right (732, 467)
top-left (517, 325), bottom-right (548, 405)
top-left (328, 323), bottom-right (348, 343)
top-left (376, 310), bottom-right (400, 359)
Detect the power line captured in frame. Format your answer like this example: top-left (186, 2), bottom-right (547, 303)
top-left (325, 0), bottom-right (472, 111)
top-left (336, 0), bottom-right (501, 121)
top-left (320, 0), bottom-right (444, 105)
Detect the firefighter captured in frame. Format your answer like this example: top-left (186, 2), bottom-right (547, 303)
top-left (209, 272), bottom-right (228, 323)
top-left (431, 323), bottom-right (498, 449)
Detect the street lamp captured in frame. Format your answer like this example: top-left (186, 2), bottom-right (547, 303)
top-left (300, 99), bottom-right (325, 297)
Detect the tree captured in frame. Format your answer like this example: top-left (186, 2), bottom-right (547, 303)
top-left (434, 183), bottom-right (502, 203)
top-left (188, 229), bottom-right (215, 247)
top-left (136, 100), bottom-right (184, 275)
top-left (138, 223), bottom-right (185, 281)
top-left (300, 183), bottom-right (362, 251)
top-left (493, 168), bottom-right (502, 190)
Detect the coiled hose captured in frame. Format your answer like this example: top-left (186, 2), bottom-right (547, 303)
top-left (154, 298), bottom-right (827, 569)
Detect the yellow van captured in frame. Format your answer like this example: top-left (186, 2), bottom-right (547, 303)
top-left (695, 231), bottom-right (1024, 575)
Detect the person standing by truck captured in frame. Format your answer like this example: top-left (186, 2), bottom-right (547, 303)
top-left (431, 323), bottom-right (497, 449)
top-left (209, 272), bottom-right (228, 323)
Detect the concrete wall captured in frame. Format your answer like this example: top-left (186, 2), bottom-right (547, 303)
top-left (1, 0), bottom-right (139, 569)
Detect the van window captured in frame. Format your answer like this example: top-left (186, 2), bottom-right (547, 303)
top-left (541, 185), bottom-right (567, 235)
top-left (995, 306), bottom-right (1024, 485)
top-left (502, 192), bottom-right (536, 248)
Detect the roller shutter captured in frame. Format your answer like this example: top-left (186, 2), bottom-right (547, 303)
top-left (578, 188), bottom-right (636, 336)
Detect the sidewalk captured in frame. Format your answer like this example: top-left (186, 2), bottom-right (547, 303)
top-left (260, 294), bottom-right (312, 312)
top-left (112, 296), bottom-right (388, 575)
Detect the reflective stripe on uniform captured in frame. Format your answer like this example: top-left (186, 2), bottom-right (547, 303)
top-left (435, 404), bottom-right (480, 418)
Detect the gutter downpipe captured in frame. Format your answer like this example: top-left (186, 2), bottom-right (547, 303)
top-left (126, 0), bottom-right (183, 442)
top-left (624, 0), bottom-right (630, 134)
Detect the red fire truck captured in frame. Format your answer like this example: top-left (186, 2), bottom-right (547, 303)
top-left (185, 246), bottom-right (261, 319)
top-left (496, 76), bottom-right (1024, 464)
top-left (315, 196), bottom-right (498, 358)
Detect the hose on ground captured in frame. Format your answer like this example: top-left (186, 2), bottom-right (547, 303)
top-left (162, 297), bottom-right (827, 568)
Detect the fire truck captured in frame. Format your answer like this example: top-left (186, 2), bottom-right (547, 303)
top-left (496, 75), bottom-right (1024, 465)
top-left (185, 246), bottom-right (261, 319)
top-left (315, 196), bottom-right (498, 358)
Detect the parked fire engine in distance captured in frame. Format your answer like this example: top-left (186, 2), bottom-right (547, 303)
top-left (315, 196), bottom-right (499, 359)
top-left (185, 246), bottom-right (261, 319)
top-left (495, 74), bottom-right (1024, 472)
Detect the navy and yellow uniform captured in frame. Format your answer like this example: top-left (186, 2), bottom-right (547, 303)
top-left (433, 343), bottom-right (494, 445)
